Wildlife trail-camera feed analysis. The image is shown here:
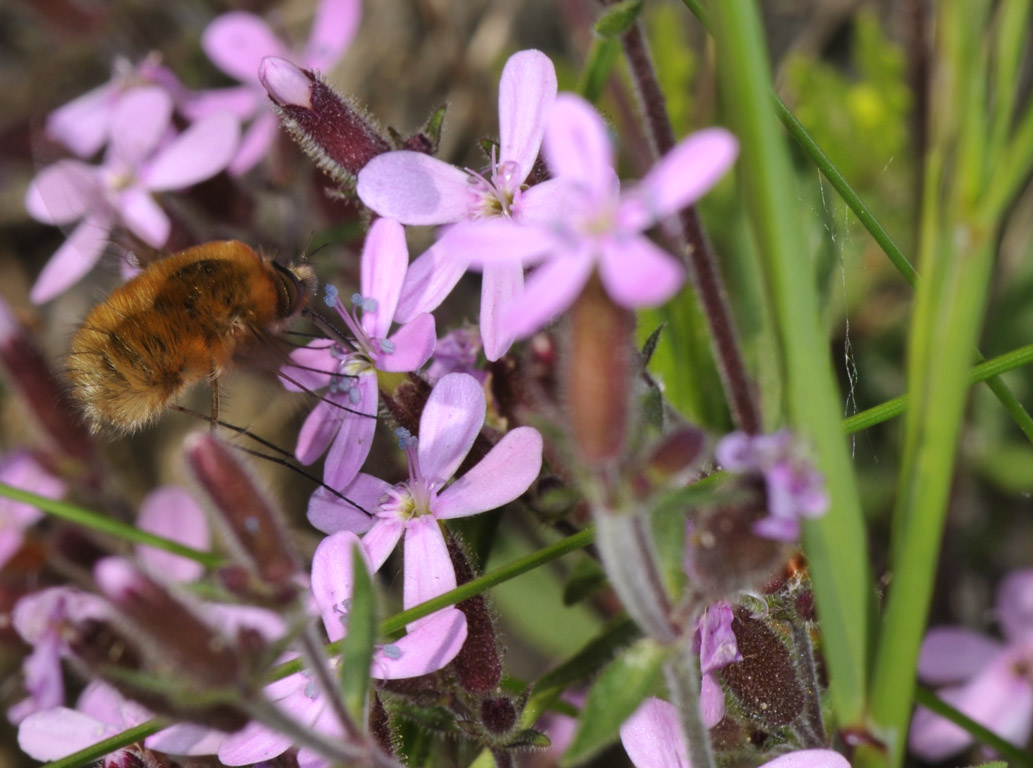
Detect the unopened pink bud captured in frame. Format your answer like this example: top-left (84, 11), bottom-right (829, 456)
top-left (259, 56), bottom-right (313, 109)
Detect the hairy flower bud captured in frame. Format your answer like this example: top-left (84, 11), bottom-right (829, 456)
top-left (445, 534), bottom-right (502, 694)
top-left (185, 434), bottom-right (298, 603)
top-left (260, 56), bottom-right (391, 186)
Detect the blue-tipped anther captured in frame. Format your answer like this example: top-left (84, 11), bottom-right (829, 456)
top-left (380, 338), bottom-right (396, 354)
top-left (323, 283), bottom-right (340, 307)
top-left (395, 427), bottom-right (412, 449)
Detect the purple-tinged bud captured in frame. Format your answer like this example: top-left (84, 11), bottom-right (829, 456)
top-left (260, 56), bottom-right (391, 185)
top-left (480, 696), bottom-right (517, 735)
top-left (633, 427), bottom-right (707, 496)
top-left (0, 298), bottom-right (94, 468)
top-left (719, 608), bottom-right (805, 730)
top-left (369, 692), bottom-right (395, 757)
top-left (94, 557), bottom-right (241, 689)
top-left (185, 434), bottom-right (299, 603)
top-left (566, 274), bottom-right (634, 466)
top-left (445, 533), bottom-right (502, 694)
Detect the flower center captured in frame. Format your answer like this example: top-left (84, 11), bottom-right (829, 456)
top-left (377, 429), bottom-right (436, 520)
top-left (464, 149), bottom-right (523, 220)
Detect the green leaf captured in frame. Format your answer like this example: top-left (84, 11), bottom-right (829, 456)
top-left (561, 638), bottom-right (666, 766)
top-left (339, 540), bottom-right (376, 724)
top-left (578, 37), bottom-right (621, 103)
top-left (594, 0), bottom-right (644, 38)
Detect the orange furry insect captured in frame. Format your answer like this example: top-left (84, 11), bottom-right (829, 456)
top-left (67, 240), bottom-right (315, 434)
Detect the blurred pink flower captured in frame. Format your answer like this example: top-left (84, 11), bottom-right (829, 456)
top-left (620, 697), bottom-right (849, 768)
top-left (307, 372), bottom-right (542, 609)
top-left (435, 93), bottom-right (738, 343)
top-left (357, 49), bottom-right (558, 360)
top-left (192, 0), bottom-right (360, 175)
top-left (0, 451), bottom-right (65, 571)
top-left (218, 530), bottom-right (467, 766)
top-left (18, 681), bottom-right (151, 767)
top-left (281, 218), bottom-right (435, 490)
top-left (25, 86), bottom-right (239, 303)
top-left (909, 568), bottom-right (1033, 761)
top-left (715, 430), bottom-right (828, 542)
top-left (45, 54), bottom-right (186, 159)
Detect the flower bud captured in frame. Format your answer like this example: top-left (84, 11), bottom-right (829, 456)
top-left (184, 434), bottom-right (299, 604)
top-left (0, 298), bottom-right (94, 469)
top-left (445, 534), bottom-right (501, 694)
top-left (260, 56), bottom-right (391, 186)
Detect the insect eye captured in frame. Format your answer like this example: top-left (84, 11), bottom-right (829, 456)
top-left (271, 261), bottom-right (316, 319)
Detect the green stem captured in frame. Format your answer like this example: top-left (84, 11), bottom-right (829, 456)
top-left (0, 483), bottom-right (221, 568)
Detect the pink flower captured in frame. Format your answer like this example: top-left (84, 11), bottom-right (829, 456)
top-left (357, 49), bottom-right (559, 361)
top-left (134, 486), bottom-right (210, 583)
top-left (620, 697), bottom-right (849, 768)
top-left (0, 451), bottom-right (65, 571)
top-left (45, 54), bottom-right (186, 159)
top-left (426, 326), bottom-right (486, 385)
top-left (282, 217), bottom-right (436, 489)
top-left (693, 602), bottom-right (742, 726)
top-left (193, 0), bottom-right (360, 175)
top-left (307, 372), bottom-right (542, 608)
top-left (437, 94), bottom-right (738, 342)
top-left (25, 86), bottom-right (240, 303)
top-left (217, 531), bottom-right (467, 766)
top-left (18, 681), bottom-right (151, 767)
top-left (715, 431), bottom-right (828, 542)
top-left (909, 568), bottom-right (1033, 761)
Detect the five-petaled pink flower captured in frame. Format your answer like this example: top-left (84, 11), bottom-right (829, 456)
top-left (308, 372), bottom-right (543, 609)
top-left (435, 93), bottom-right (738, 343)
top-left (217, 530), bottom-right (467, 766)
top-left (282, 217), bottom-right (436, 490)
top-left (909, 568), bottom-right (1033, 761)
top-left (25, 86), bottom-right (239, 303)
top-left (0, 451), bottom-right (66, 572)
top-left (192, 0), bottom-right (360, 175)
top-left (357, 48), bottom-right (559, 361)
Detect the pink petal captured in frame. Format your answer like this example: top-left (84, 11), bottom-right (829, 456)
top-left (498, 49), bottom-right (556, 185)
top-left (295, 397), bottom-right (346, 465)
top-left (997, 568), bottom-right (1033, 642)
top-left (356, 152), bottom-right (471, 225)
top-left (377, 313), bottom-right (436, 372)
top-left (135, 486), bottom-right (209, 583)
top-left (304, 0), bottom-right (361, 72)
top-left (436, 219), bottom-right (555, 268)
top-left (417, 372), bottom-right (486, 484)
top-left (620, 128), bottom-right (738, 232)
top-left (0, 531), bottom-right (24, 571)
top-left (146, 723), bottom-right (227, 756)
top-left (109, 86), bottom-right (173, 165)
top-left (0, 452), bottom-right (65, 528)
top-left (280, 341), bottom-right (336, 393)
top-left (182, 85), bottom-right (259, 121)
top-left (515, 177), bottom-right (573, 224)
top-left (311, 530), bottom-right (372, 642)
top-left (916, 626), bottom-right (1003, 685)
top-left (362, 517), bottom-right (405, 571)
top-left (76, 681), bottom-right (125, 726)
top-left (117, 186), bottom-right (170, 247)
top-left (619, 697), bottom-right (687, 768)
top-left (502, 248), bottom-right (595, 339)
top-left (307, 477), bottom-right (384, 535)
top-left (30, 213), bottom-right (114, 304)
top-left (909, 651), bottom-right (1033, 761)
top-left (403, 516), bottom-right (456, 610)
top-left (227, 111), bottom-right (279, 177)
top-left (144, 111), bottom-right (240, 190)
top-left (25, 160), bottom-right (99, 225)
top-left (202, 604), bottom-right (287, 642)
top-left (47, 83), bottom-right (117, 158)
top-left (218, 718), bottom-right (296, 766)
top-left (544, 93), bottom-right (615, 200)
top-left (323, 373), bottom-right (379, 488)
top-left (760, 750), bottom-right (851, 768)
top-left (203, 12), bottom-right (289, 85)
top-left (599, 235), bottom-right (684, 308)
top-left (479, 259), bottom-right (523, 362)
top-left (700, 672), bottom-right (725, 728)
top-left (434, 427), bottom-right (541, 519)
top-left (375, 607), bottom-right (467, 679)
top-left (361, 218), bottom-right (409, 339)
top-left (394, 241), bottom-right (469, 323)
top-left (18, 708), bottom-right (118, 760)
